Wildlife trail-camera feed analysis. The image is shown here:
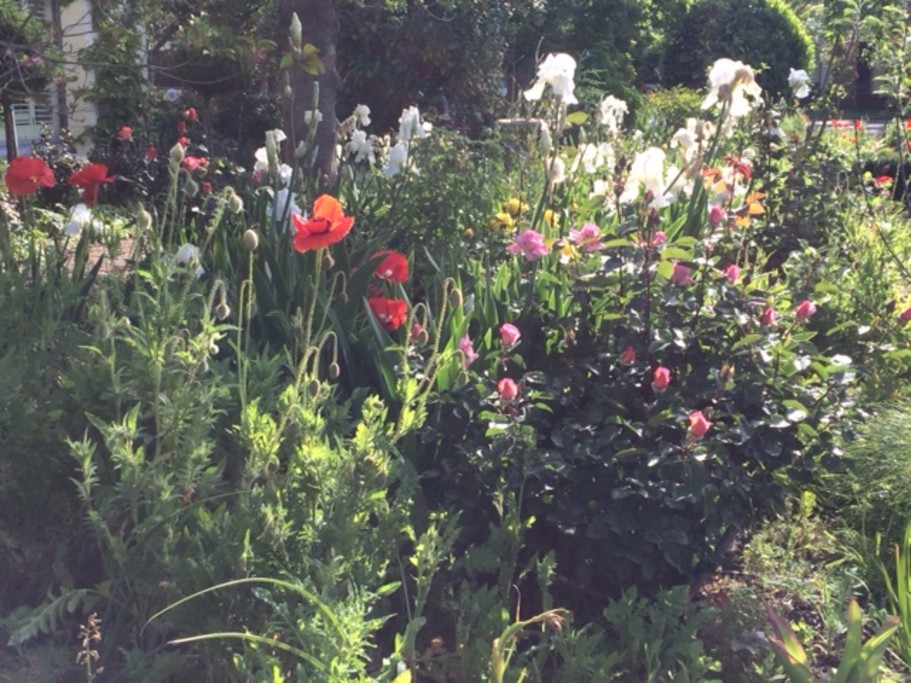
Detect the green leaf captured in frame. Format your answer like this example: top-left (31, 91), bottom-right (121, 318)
top-left (566, 111), bottom-right (588, 126)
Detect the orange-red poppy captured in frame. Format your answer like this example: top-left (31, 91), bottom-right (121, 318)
top-left (69, 163), bottom-right (116, 205)
top-left (5, 156), bottom-right (55, 196)
top-left (368, 297), bottom-right (408, 331)
top-left (372, 250), bottom-right (409, 283)
top-left (292, 194), bottom-right (354, 252)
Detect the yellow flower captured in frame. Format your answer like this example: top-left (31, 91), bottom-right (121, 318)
top-left (557, 241), bottom-right (579, 264)
top-left (490, 211), bottom-right (515, 230)
top-left (543, 209), bottom-right (557, 228)
top-left (503, 198), bottom-right (529, 216)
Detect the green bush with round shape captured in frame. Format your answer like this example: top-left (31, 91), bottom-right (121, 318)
top-left (663, 0), bottom-right (815, 99)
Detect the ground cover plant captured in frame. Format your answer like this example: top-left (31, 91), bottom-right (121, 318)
top-left (6, 1), bottom-right (911, 681)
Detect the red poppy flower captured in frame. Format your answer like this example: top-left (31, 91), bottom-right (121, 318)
top-left (184, 107), bottom-right (198, 122)
top-left (5, 156), bottom-right (55, 196)
top-left (117, 125), bottom-right (133, 141)
top-left (68, 163), bottom-right (115, 205)
top-left (372, 249), bottom-right (409, 282)
top-left (291, 194), bottom-right (354, 252)
top-left (368, 297), bottom-right (408, 331)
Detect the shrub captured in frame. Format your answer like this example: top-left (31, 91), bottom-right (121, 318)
top-left (663, 0), bottom-right (814, 98)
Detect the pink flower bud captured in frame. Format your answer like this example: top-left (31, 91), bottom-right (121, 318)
top-left (795, 299), bottom-right (817, 320)
top-left (688, 410), bottom-right (713, 439)
top-left (651, 366), bottom-right (671, 392)
top-left (761, 306), bottom-right (777, 325)
top-left (499, 323), bottom-right (521, 346)
top-left (620, 345), bottom-right (636, 365)
top-left (708, 205), bottom-right (726, 226)
top-left (670, 262), bottom-right (694, 287)
top-left (459, 335), bottom-right (479, 368)
top-left (497, 377), bottom-right (519, 401)
top-left (724, 264), bottom-right (741, 285)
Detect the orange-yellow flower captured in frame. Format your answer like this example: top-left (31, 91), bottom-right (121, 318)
top-left (291, 194), bottom-right (354, 252)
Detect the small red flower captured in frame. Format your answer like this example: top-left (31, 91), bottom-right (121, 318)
top-left (184, 107), bottom-right (198, 122)
top-left (724, 264), bottom-right (741, 285)
top-left (5, 156), bottom-right (55, 196)
top-left (620, 345), bottom-right (636, 365)
top-left (795, 299), bottom-right (817, 320)
top-left (68, 163), bottom-right (115, 205)
top-left (688, 410), bottom-right (713, 439)
top-left (368, 297), bottom-right (408, 331)
top-left (117, 125), bottom-right (133, 141)
top-left (292, 194), bottom-right (354, 252)
top-left (497, 377), bottom-right (519, 401)
top-left (201, 181), bottom-right (212, 194)
top-left (146, 146), bottom-right (158, 161)
top-left (761, 306), bottom-right (777, 325)
top-left (177, 136), bottom-right (189, 147)
top-left (651, 366), bottom-right (671, 392)
top-left (182, 156), bottom-right (204, 172)
top-left (372, 250), bottom-right (409, 282)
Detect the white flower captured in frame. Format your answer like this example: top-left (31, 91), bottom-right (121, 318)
top-left (597, 95), bottom-right (628, 135)
top-left (538, 120), bottom-right (552, 153)
top-left (620, 147), bottom-right (670, 208)
top-left (384, 141), bottom-right (409, 177)
top-left (346, 130), bottom-right (376, 164)
top-left (353, 104), bottom-right (371, 128)
top-left (303, 110), bottom-right (323, 125)
top-left (270, 188), bottom-right (303, 231)
top-left (64, 203), bottom-right (103, 237)
top-left (701, 58), bottom-right (763, 118)
top-left (547, 156), bottom-right (566, 185)
top-left (175, 243), bottom-right (204, 278)
top-left (398, 106), bottom-right (432, 142)
top-left (788, 68), bottom-right (811, 99)
top-left (524, 53), bottom-right (578, 105)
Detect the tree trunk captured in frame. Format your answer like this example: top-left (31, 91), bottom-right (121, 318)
top-left (2, 98), bottom-right (18, 160)
top-left (279, 0), bottom-right (340, 193)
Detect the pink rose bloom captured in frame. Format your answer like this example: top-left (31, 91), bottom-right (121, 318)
top-left (761, 306), bottom-right (777, 325)
top-left (499, 323), bottom-right (521, 346)
top-left (497, 377), bottom-right (519, 400)
top-left (688, 410), bottom-right (713, 439)
top-left (900, 306), bottom-right (911, 323)
top-left (620, 345), bottom-right (636, 365)
top-left (568, 222), bottom-right (604, 252)
top-left (670, 262), bottom-right (694, 287)
top-left (507, 229), bottom-right (550, 261)
top-left (459, 335), bottom-right (479, 368)
top-left (651, 366), bottom-right (671, 392)
top-left (724, 264), bottom-right (741, 285)
top-left (795, 299), bottom-right (817, 320)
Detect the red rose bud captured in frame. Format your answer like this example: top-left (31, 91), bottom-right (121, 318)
top-left (620, 345), bottom-right (636, 365)
top-left (497, 377), bottom-right (519, 400)
top-left (651, 366), bottom-right (671, 392)
top-left (761, 306), bottom-right (777, 325)
top-left (499, 323), bottom-right (521, 346)
top-left (688, 410), bottom-right (713, 439)
top-left (724, 264), bottom-right (741, 284)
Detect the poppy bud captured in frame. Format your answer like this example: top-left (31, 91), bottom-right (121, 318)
top-left (215, 302), bottom-right (231, 320)
top-left (307, 379), bottom-right (321, 397)
top-left (242, 229), bottom-right (260, 252)
top-left (328, 362), bottom-right (340, 379)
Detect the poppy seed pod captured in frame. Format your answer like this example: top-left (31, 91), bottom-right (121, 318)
top-left (449, 288), bottom-right (464, 309)
top-left (328, 362), bottom-right (340, 379)
top-left (307, 379), bottom-right (321, 397)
